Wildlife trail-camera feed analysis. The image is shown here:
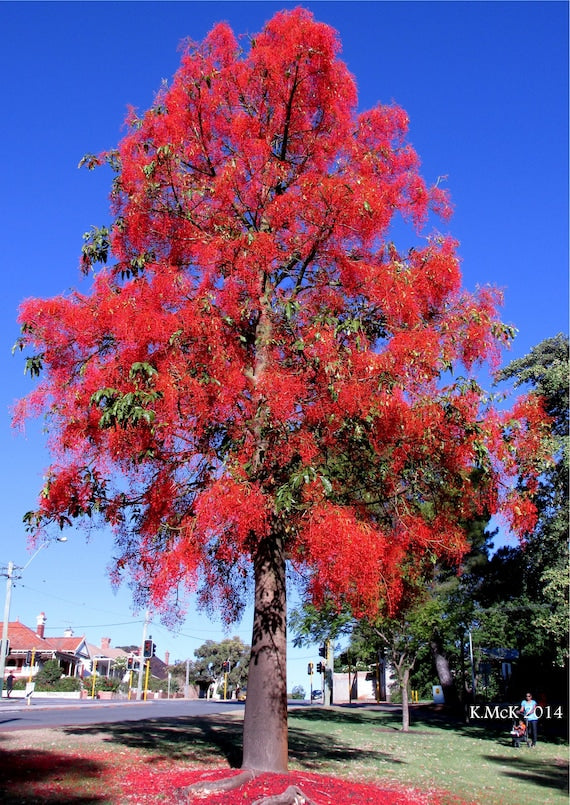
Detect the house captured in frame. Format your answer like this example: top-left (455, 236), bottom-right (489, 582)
top-left (85, 637), bottom-right (129, 679)
top-left (0, 613), bottom-right (89, 680)
top-left (147, 653), bottom-right (170, 682)
top-left (2, 613), bottom-right (171, 690)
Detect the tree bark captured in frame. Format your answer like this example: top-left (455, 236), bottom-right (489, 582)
top-left (400, 666), bottom-right (410, 732)
top-left (252, 786), bottom-right (317, 805)
top-left (242, 531), bottom-right (288, 772)
top-left (430, 636), bottom-right (459, 708)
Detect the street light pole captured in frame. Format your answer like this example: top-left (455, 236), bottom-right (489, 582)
top-left (0, 539), bottom-right (67, 698)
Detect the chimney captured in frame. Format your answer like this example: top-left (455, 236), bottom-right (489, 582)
top-left (101, 637), bottom-right (111, 651)
top-left (64, 627), bottom-right (74, 638)
top-left (164, 651), bottom-right (170, 666)
top-left (36, 612), bottom-right (46, 639)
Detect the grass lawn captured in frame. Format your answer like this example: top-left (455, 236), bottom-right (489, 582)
top-left (287, 706), bottom-right (569, 805)
top-left (0, 705), bottom-right (567, 803)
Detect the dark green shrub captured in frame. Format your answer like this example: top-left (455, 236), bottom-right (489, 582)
top-left (35, 659), bottom-right (63, 686)
top-left (34, 676), bottom-right (83, 692)
top-left (94, 676), bottom-right (121, 693)
top-left (51, 676), bottom-right (82, 692)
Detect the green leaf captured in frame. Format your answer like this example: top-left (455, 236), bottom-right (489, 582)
top-left (320, 476), bottom-right (333, 495)
top-left (78, 153), bottom-right (101, 170)
top-left (129, 362), bottom-right (158, 382)
top-left (81, 226), bottom-right (111, 273)
top-left (24, 354), bottom-right (44, 378)
top-left (284, 300), bottom-right (300, 321)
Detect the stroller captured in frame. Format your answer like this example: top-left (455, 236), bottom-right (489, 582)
top-left (510, 716), bottom-right (527, 748)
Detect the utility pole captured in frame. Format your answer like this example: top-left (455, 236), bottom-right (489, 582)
top-left (319, 639), bottom-right (333, 706)
top-left (0, 562), bottom-right (15, 699)
top-left (0, 540), bottom-right (67, 698)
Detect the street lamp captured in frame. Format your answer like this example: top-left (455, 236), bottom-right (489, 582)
top-left (0, 537), bottom-right (67, 698)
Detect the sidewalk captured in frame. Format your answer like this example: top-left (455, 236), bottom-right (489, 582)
top-left (0, 695), bottom-right (149, 711)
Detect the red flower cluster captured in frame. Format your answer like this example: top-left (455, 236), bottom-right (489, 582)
top-left (15, 8), bottom-right (549, 625)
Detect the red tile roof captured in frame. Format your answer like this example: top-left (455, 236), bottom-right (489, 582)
top-left (50, 636), bottom-right (88, 653)
top-left (0, 621), bottom-right (86, 655)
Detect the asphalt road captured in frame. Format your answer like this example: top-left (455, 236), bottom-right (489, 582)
top-left (0, 696), bottom-right (246, 731)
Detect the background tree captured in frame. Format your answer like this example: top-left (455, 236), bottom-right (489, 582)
top-left (14, 8), bottom-right (549, 790)
top-left (409, 337), bottom-right (569, 703)
top-left (366, 605), bottom-right (432, 732)
top-left (419, 516), bottom-right (497, 707)
top-left (292, 589), bottom-right (429, 731)
top-left (34, 659), bottom-right (63, 687)
top-left (178, 636), bottom-right (250, 698)
top-left (111, 654), bottom-right (128, 679)
top-left (480, 335), bottom-right (569, 687)
top-left (116, 644), bottom-right (140, 654)
top-left (496, 334), bottom-right (569, 618)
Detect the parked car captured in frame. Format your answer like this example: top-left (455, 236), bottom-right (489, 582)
top-left (237, 688), bottom-right (247, 701)
top-left (311, 689), bottom-right (322, 700)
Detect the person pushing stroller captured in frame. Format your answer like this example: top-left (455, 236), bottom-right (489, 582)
top-left (519, 692), bottom-right (538, 747)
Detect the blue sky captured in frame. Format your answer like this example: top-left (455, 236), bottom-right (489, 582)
top-left (0, 1), bottom-right (567, 693)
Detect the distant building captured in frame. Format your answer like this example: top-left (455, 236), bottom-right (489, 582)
top-left (0, 613), bottom-right (89, 680)
top-left (1, 613), bottom-right (170, 687)
top-left (85, 637), bottom-right (129, 679)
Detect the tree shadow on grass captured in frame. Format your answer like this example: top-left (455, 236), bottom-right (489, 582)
top-left (62, 712), bottom-right (403, 773)
top-left (64, 715), bottom-right (244, 768)
top-left (482, 752), bottom-right (569, 796)
top-left (287, 714), bottom-right (404, 772)
top-left (321, 704), bottom-right (567, 746)
top-left (290, 705), bottom-right (435, 737)
top-left (0, 745), bottom-right (105, 804)
top-left (292, 708), bottom-right (569, 798)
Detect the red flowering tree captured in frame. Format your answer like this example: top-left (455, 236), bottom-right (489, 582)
top-left (15, 8), bottom-right (548, 784)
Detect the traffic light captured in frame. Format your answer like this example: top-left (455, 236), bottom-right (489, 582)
top-left (307, 662), bottom-right (314, 675)
top-left (222, 661), bottom-right (230, 673)
top-left (127, 656), bottom-right (134, 670)
top-left (316, 661), bottom-right (325, 674)
top-left (318, 644), bottom-right (326, 658)
top-left (143, 639), bottom-right (154, 658)
top-left (26, 650), bottom-right (32, 665)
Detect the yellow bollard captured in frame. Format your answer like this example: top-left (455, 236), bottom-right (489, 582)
top-left (143, 661), bottom-right (151, 701)
top-left (91, 658), bottom-right (98, 698)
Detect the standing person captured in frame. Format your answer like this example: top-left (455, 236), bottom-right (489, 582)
top-left (520, 692), bottom-right (539, 746)
top-left (5, 673), bottom-right (15, 698)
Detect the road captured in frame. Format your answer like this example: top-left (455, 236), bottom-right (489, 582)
top-left (0, 696), bottom-right (246, 731)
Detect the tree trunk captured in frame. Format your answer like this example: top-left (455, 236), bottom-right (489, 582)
top-left (430, 636), bottom-right (459, 708)
top-left (401, 667), bottom-right (410, 732)
top-left (242, 531), bottom-right (288, 772)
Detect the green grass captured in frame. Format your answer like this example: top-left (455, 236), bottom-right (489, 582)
top-left (286, 706), bottom-right (569, 805)
top-left (0, 705), bottom-right (567, 804)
